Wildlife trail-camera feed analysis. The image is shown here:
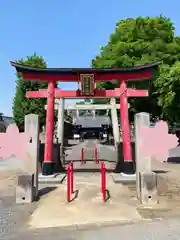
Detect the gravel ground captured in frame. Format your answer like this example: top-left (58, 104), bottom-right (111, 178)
top-left (0, 192), bottom-right (37, 240)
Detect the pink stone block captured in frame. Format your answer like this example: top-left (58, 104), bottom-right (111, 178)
top-left (140, 121), bottom-right (178, 162)
top-left (0, 124), bottom-right (30, 159)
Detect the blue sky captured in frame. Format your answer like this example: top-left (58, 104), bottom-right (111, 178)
top-left (0, 0), bottom-right (180, 116)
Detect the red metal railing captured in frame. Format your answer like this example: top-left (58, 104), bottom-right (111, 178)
top-left (70, 161), bottom-right (74, 194)
top-left (67, 160), bottom-right (107, 202)
top-left (67, 161), bottom-right (74, 202)
top-left (101, 161), bottom-right (106, 201)
top-left (95, 147), bottom-right (99, 164)
top-left (81, 147), bottom-right (99, 164)
top-left (81, 148), bottom-right (85, 164)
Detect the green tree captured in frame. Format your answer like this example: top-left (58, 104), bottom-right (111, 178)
top-left (155, 62), bottom-right (180, 124)
top-left (13, 53), bottom-right (49, 129)
top-left (92, 16), bottom-right (180, 122)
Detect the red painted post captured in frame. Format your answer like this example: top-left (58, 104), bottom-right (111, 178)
top-left (43, 80), bottom-right (55, 175)
top-left (95, 147), bottom-right (99, 164)
top-left (103, 163), bottom-right (106, 201)
top-left (71, 161), bottom-right (74, 194)
top-left (101, 161), bottom-right (106, 201)
top-left (101, 162), bottom-right (103, 193)
top-left (81, 148), bottom-right (85, 164)
top-left (67, 164), bottom-right (71, 202)
top-left (119, 80), bottom-right (133, 174)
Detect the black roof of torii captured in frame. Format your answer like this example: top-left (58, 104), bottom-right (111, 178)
top-left (9, 61), bottom-right (161, 75)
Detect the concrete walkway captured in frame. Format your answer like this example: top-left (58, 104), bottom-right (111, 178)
top-left (28, 172), bottom-right (141, 229)
top-left (65, 139), bottom-right (116, 163)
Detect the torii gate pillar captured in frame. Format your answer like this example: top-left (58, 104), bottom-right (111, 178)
top-left (43, 80), bottom-right (55, 175)
top-left (119, 80), bottom-right (133, 174)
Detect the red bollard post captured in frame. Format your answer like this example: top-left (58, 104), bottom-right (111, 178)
top-left (67, 164), bottom-right (71, 202)
top-left (103, 164), bottom-right (106, 201)
top-left (81, 148), bottom-right (85, 164)
top-left (95, 147), bottom-right (99, 164)
top-left (101, 161), bottom-right (106, 201)
top-left (70, 161), bottom-right (74, 194)
top-left (101, 162), bottom-right (103, 193)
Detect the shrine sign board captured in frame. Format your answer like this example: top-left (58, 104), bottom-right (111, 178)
top-left (80, 74), bottom-right (95, 96)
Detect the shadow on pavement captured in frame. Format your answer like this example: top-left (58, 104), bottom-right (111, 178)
top-left (153, 170), bottom-right (169, 174)
top-left (65, 143), bottom-right (79, 147)
top-left (64, 159), bottom-right (116, 164)
top-left (100, 140), bottom-right (115, 146)
top-left (38, 187), bottom-right (57, 198)
top-left (167, 157), bottom-right (180, 164)
top-left (105, 189), bottom-right (110, 202)
top-left (70, 189), bottom-right (79, 202)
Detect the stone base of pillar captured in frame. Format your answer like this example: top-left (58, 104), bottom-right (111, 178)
top-left (111, 172), bottom-right (136, 183)
top-left (38, 173), bottom-right (66, 183)
top-left (120, 161), bottom-right (135, 175)
top-left (114, 142), bottom-right (136, 174)
top-left (42, 162), bottom-right (54, 175)
top-left (139, 171), bottom-right (158, 204)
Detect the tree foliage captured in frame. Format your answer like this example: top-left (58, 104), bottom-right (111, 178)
top-left (92, 16), bottom-right (180, 122)
top-left (155, 62), bottom-right (180, 124)
top-left (13, 53), bottom-right (49, 129)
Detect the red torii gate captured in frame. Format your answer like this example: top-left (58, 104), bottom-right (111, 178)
top-left (10, 61), bottom-right (160, 176)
